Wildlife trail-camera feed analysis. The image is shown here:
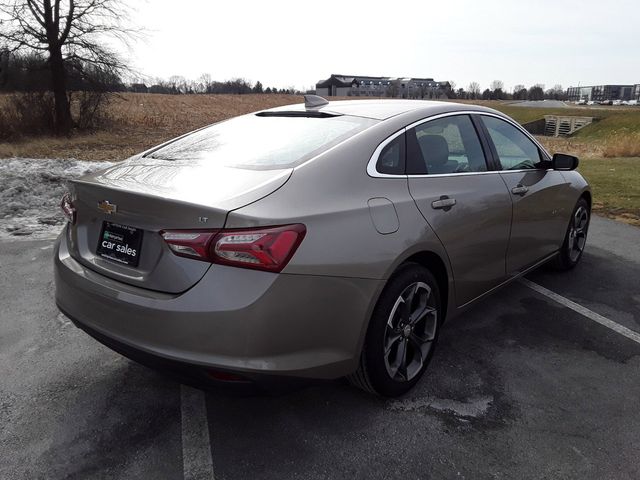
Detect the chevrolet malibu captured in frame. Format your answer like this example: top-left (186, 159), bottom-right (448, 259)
top-left (54, 97), bottom-right (591, 396)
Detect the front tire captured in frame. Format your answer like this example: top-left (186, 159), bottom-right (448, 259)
top-left (552, 197), bottom-right (590, 270)
top-left (349, 263), bottom-right (442, 397)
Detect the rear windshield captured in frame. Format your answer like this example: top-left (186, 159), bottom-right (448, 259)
top-left (147, 114), bottom-right (379, 169)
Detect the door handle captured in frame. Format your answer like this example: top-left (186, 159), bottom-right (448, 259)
top-left (511, 184), bottom-right (529, 195)
top-left (431, 196), bottom-right (456, 210)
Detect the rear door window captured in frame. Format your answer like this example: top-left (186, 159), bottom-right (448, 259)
top-left (406, 115), bottom-right (488, 174)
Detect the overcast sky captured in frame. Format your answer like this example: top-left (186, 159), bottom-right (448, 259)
top-left (126, 0), bottom-right (640, 92)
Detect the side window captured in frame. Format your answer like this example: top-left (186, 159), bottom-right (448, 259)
top-left (376, 133), bottom-right (405, 175)
top-left (406, 115), bottom-right (487, 175)
top-left (481, 116), bottom-right (544, 170)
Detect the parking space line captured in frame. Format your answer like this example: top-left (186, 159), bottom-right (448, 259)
top-left (181, 385), bottom-right (215, 480)
top-left (520, 278), bottom-right (640, 345)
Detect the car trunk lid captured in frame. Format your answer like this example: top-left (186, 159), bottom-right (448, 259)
top-left (66, 157), bottom-right (292, 293)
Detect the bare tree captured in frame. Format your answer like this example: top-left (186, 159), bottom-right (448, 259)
top-left (198, 73), bottom-right (212, 94)
top-left (490, 80), bottom-right (504, 92)
top-left (0, 0), bottom-right (134, 135)
top-left (489, 79), bottom-right (506, 100)
top-left (467, 82), bottom-right (481, 99)
top-left (549, 84), bottom-right (566, 100)
top-left (168, 75), bottom-right (187, 94)
top-left (513, 84), bottom-right (527, 100)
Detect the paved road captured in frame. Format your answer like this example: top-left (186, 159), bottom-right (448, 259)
top-left (1, 216), bottom-right (639, 479)
top-left (508, 100), bottom-right (569, 108)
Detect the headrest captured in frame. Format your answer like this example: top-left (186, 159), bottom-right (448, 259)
top-left (418, 135), bottom-right (449, 167)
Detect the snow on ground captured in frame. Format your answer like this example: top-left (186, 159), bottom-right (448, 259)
top-left (0, 158), bottom-right (114, 241)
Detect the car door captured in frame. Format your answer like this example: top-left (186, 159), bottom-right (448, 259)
top-left (406, 114), bottom-right (512, 307)
top-left (478, 114), bottom-right (569, 274)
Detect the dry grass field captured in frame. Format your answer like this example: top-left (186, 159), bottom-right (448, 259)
top-left (0, 93), bottom-right (303, 161)
top-left (2, 93), bottom-right (639, 161)
top-left (0, 93), bottom-right (638, 225)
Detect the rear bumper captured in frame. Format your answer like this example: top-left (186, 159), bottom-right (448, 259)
top-left (54, 231), bottom-right (383, 380)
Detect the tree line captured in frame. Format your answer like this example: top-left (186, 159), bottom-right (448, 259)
top-left (131, 75), bottom-right (299, 95)
top-left (447, 80), bottom-right (567, 101)
top-left (0, 52), bottom-right (296, 95)
top-left (0, 54), bottom-right (568, 101)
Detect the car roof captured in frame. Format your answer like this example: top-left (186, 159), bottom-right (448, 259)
top-left (263, 99), bottom-right (499, 121)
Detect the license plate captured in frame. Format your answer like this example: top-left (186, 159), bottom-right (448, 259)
top-left (97, 221), bottom-right (143, 267)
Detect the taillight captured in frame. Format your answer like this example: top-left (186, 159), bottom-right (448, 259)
top-left (160, 230), bottom-right (219, 260)
top-left (161, 224), bottom-right (306, 273)
top-left (60, 193), bottom-right (76, 224)
top-left (213, 224), bottom-right (306, 272)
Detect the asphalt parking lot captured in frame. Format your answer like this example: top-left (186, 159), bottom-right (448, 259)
top-left (1, 216), bottom-right (639, 480)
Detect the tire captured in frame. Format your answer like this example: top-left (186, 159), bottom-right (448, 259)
top-left (551, 197), bottom-right (590, 270)
top-left (348, 263), bottom-right (442, 397)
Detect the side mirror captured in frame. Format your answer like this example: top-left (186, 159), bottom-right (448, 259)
top-left (552, 153), bottom-right (579, 171)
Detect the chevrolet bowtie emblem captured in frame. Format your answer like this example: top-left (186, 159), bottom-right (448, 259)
top-left (97, 200), bottom-right (117, 215)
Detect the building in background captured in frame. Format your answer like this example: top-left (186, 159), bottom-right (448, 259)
top-left (315, 74), bottom-right (451, 99)
top-left (566, 84), bottom-right (640, 102)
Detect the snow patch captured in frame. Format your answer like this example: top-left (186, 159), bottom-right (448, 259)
top-left (387, 395), bottom-right (493, 418)
top-left (0, 158), bottom-right (114, 241)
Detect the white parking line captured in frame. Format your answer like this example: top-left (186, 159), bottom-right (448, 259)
top-left (520, 278), bottom-right (640, 345)
top-left (181, 385), bottom-right (215, 480)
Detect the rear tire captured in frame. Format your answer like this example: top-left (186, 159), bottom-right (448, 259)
top-left (551, 197), bottom-right (590, 270)
top-left (348, 263), bottom-right (442, 397)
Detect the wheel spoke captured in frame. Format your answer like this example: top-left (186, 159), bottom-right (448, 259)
top-left (384, 333), bottom-right (402, 356)
top-left (401, 299), bottom-right (411, 325)
top-left (575, 208), bottom-right (588, 232)
top-left (409, 332), bottom-right (432, 361)
top-left (404, 282), bottom-right (418, 306)
top-left (413, 323), bottom-right (437, 342)
top-left (402, 284), bottom-right (419, 324)
top-left (407, 283), bottom-right (430, 324)
top-left (409, 305), bottom-right (436, 326)
top-left (397, 339), bottom-right (408, 380)
top-left (387, 296), bottom-right (404, 329)
top-left (579, 217), bottom-right (588, 230)
top-left (412, 307), bottom-right (437, 342)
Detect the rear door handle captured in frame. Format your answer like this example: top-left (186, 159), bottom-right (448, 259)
top-left (511, 184), bottom-right (529, 195)
top-left (431, 196), bottom-right (456, 210)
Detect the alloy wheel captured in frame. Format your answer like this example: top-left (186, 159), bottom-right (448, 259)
top-left (568, 205), bottom-right (589, 262)
top-left (383, 281), bottom-right (438, 382)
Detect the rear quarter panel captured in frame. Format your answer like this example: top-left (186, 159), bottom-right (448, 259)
top-left (225, 120), bottom-right (457, 337)
top-left (224, 121), bottom-right (450, 280)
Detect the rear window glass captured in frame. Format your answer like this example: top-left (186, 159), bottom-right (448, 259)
top-left (147, 114), bottom-right (378, 169)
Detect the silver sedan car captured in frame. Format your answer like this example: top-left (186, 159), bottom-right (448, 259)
top-left (54, 97), bottom-right (591, 396)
